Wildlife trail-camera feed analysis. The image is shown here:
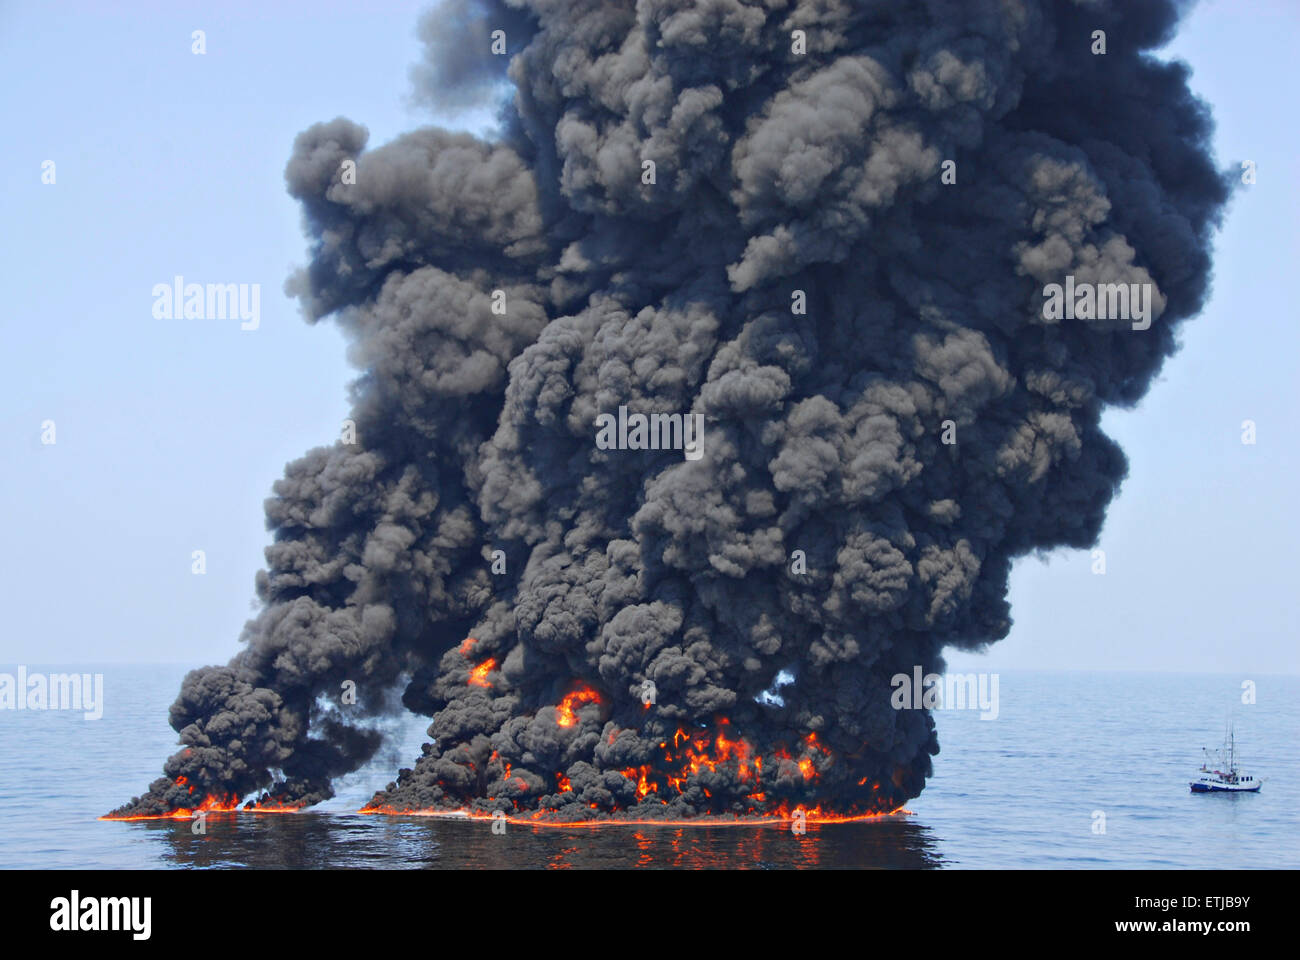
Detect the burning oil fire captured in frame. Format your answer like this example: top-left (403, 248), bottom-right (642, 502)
top-left (98, 778), bottom-right (306, 821)
top-left (104, 649), bottom-right (908, 824)
top-left (355, 802), bottom-right (912, 829)
top-left (353, 694), bottom-right (907, 825)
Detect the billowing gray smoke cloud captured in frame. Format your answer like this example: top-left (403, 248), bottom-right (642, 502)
top-left (112, 0), bottom-right (1227, 820)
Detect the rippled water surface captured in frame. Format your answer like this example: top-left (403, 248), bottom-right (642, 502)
top-left (2, 666), bottom-right (1295, 868)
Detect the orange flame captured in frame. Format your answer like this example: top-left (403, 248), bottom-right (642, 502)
top-left (468, 658), bottom-right (496, 688)
top-left (556, 685), bottom-right (601, 727)
top-left (621, 766), bottom-right (656, 799)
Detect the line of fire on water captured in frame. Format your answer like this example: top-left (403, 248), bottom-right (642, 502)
top-left (98, 803), bottom-right (307, 822)
top-left (353, 804), bottom-right (912, 828)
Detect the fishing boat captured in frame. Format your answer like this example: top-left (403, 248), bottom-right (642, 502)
top-left (1190, 724), bottom-right (1262, 793)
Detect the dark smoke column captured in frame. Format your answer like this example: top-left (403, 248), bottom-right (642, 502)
top-left (111, 0), bottom-right (1227, 821)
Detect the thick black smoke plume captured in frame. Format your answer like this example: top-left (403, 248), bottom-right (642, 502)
top-left (111, 0), bottom-right (1226, 821)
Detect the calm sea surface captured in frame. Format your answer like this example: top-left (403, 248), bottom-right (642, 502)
top-left (1, 665), bottom-right (1295, 869)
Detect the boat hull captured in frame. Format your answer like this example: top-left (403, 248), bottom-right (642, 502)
top-left (1189, 781), bottom-right (1260, 793)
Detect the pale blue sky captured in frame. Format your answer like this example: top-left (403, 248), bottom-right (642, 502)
top-left (2, 1), bottom-right (1296, 674)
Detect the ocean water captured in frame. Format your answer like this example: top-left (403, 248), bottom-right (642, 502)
top-left (1, 665), bottom-right (1295, 869)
